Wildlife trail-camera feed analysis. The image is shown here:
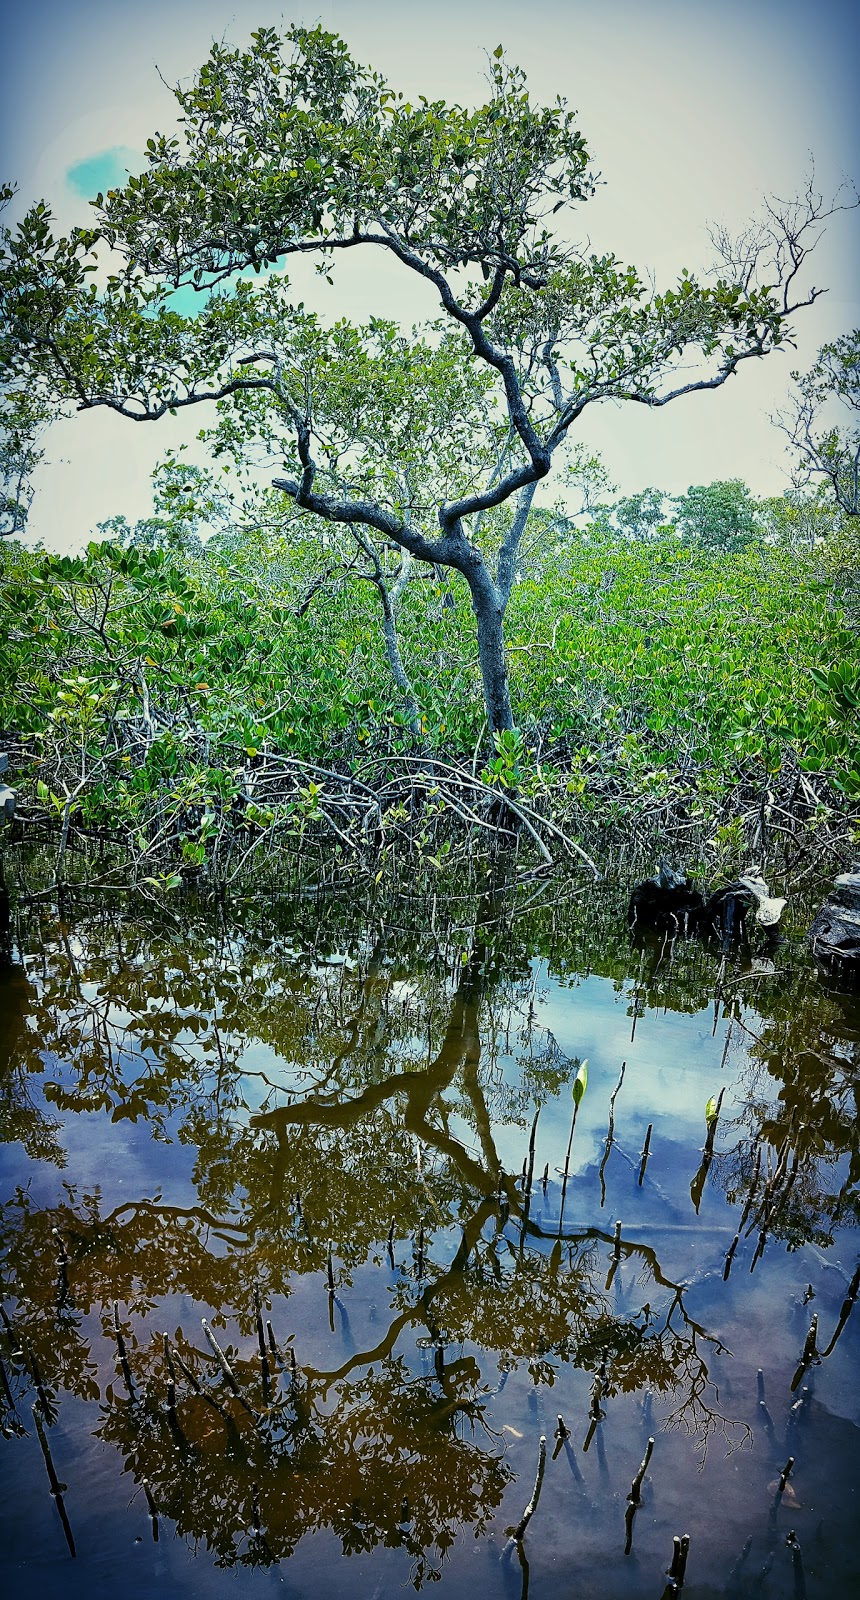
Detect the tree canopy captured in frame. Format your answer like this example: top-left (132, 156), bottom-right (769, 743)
top-left (785, 329), bottom-right (860, 518)
top-left (672, 479), bottom-right (762, 553)
top-left (0, 24), bottom-right (845, 729)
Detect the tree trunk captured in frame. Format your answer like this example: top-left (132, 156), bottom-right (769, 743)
top-left (466, 563), bottom-right (515, 736)
top-left (377, 578), bottom-right (424, 748)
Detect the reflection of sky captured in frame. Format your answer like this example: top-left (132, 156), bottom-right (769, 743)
top-left (2, 948), bottom-right (829, 1258)
top-left (449, 962), bottom-right (739, 1196)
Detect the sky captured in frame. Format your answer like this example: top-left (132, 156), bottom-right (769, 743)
top-left (2, 0), bottom-right (859, 550)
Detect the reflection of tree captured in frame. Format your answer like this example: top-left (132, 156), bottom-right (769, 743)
top-left (714, 974), bottom-right (860, 1253)
top-left (0, 965), bottom-right (66, 1166)
top-left (95, 1344), bottom-right (510, 1582)
top-left (1, 885), bottom-right (856, 1576)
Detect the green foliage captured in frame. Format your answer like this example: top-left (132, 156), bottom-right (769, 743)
top-left (2, 510), bottom-right (858, 862)
top-left (672, 479), bottom-right (762, 553)
top-left (611, 487), bottom-right (666, 542)
top-left (481, 728), bottom-right (526, 790)
top-left (787, 329), bottom-right (860, 517)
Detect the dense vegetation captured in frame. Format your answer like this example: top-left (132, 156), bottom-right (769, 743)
top-left (1, 25), bottom-right (857, 885)
top-left (2, 478), bottom-right (858, 888)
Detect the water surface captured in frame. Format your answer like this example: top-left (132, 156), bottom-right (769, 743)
top-left (1, 880), bottom-right (858, 1597)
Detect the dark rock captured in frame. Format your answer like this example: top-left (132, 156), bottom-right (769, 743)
top-left (810, 870), bottom-right (860, 977)
top-left (698, 884), bottom-right (754, 942)
top-left (629, 864), bottom-right (786, 946)
top-left (628, 862), bottom-right (705, 933)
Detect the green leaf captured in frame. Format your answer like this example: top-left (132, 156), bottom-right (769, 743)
top-left (572, 1059), bottom-right (588, 1106)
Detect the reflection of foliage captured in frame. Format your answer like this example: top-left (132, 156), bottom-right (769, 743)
top-left (1, 884), bottom-right (857, 1573)
top-left (715, 969), bottom-right (860, 1248)
top-left (94, 1341), bottom-right (510, 1582)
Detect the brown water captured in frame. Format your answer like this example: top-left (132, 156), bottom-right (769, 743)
top-left (0, 879), bottom-right (858, 1599)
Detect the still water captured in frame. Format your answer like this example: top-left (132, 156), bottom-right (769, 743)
top-left (0, 879), bottom-right (858, 1598)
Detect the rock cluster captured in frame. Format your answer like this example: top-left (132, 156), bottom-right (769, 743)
top-left (809, 870), bottom-right (860, 977)
top-left (628, 860), bottom-right (785, 941)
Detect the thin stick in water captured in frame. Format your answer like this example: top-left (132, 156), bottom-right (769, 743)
top-left (201, 1319), bottom-right (259, 1420)
top-left (637, 1125), bottom-right (653, 1188)
top-left (603, 1064), bottom-right (627, 1189)
top-left (511, 1435), bottom-right (547, 1542)
top-left (142, 1477), bottom-right (159, 1542)
top-left (32, 1402), bottom-right (76, 1558)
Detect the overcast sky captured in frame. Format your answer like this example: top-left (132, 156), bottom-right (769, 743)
top-left (3, 0), bottom-right (859, 549)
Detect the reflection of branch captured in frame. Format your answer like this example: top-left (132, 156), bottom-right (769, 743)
top-left (255, 947), bottom-right (497, 1201)
top-left (105, 1199), bottom-right (248, 1246)
top-left (598, 1059), bottom-right (626, 1208)
top-left (305, 1197), bottom-right (498, 1390)
top-left (661, 1325), bottom-right (752, 1465)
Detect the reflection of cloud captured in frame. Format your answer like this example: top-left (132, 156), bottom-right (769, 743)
top-left (66, 146), bottom-right (143, 198)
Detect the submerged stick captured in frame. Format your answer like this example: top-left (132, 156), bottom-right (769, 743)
top-left (598, 1061), bottom-right (627, 1210)
top-left (669, 1535), bottom-right (682, 1578)
top-left (521, 1108), bottom-right (541, 1238)
top-left (25, 1344), bottom-right (53, 1419)
top-left (786, 1387), bottom-right (809, 1442)
top-left (727, 1535), bottom-right (753, 1587)
top-left (730, 1145), bottom-right (763, 1262)
top-left (160, 1333), bottom-right (183, 1436)
top-left (0, 1349), bottom-right (23, 1429)
top-left (551, 1413), bottom-right (570, 1461)
top-left (767, 1455), bottom-right (796, 1534)
top-left (265, 1321), bottom-right (284, 1369)
top-left (637, 1125), bottom-right (653, 1188)
top-left (821, 1262), bottom-right (860, 1358)
top-left (201, 1319), bottom-right (257, 1417)
top-left (629, 1436), bottom-right (654, 1505)
top-left (253, 1286), bottom-right (271, 1403)
top-left (33, 1402), bottom-right (75, 1558)
top-left (0, 1303), bottom-right (19, 1354)
top-left (113, 1303), bottom-right (135, 1401)
top-left (785, 1529), bottom-right (806, 1600)
top-left (677, 1534), bottom-right (690, 1585)
top-left (170, 1343), bottom-right (234, 1426)
top-left (142, 1477), bottom-right (159, 1542)
top-left (583, 1371), bottom-right (605, 1453)
top-left (52, 1228), bottom-right (70, 1299)
top-left (511, 1435), bottom-right (547, 1542)
top-left (723, 1231), bottom-right (740, 1281)
top-left (558, 1063), bottom-right (588, 1234)
top-left (661, 1532), bottom-right (691, 1595)
top-left (624, 1436), bottom-right (654, 1554)
top-left (791, 1315), bottom-right (819, 1392)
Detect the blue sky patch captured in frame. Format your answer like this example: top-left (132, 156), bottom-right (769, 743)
top-left (66, 146), bottom-right (144, 199)
top-left (65, 148), bottom-right (282, 319)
